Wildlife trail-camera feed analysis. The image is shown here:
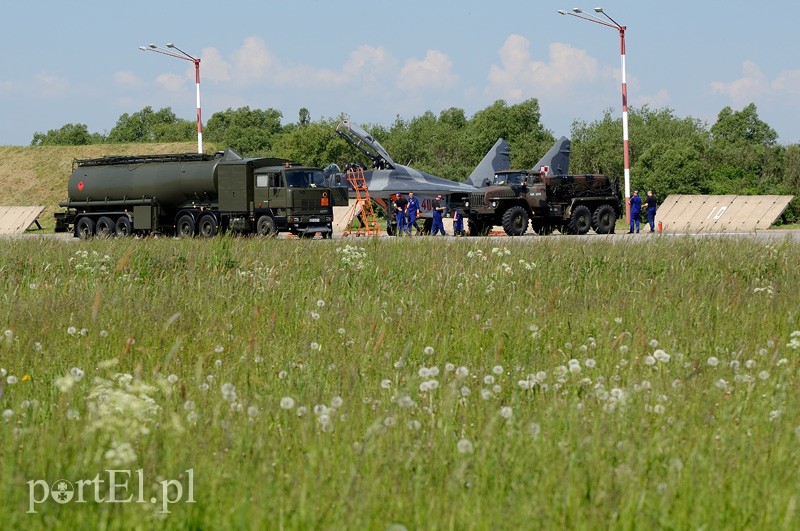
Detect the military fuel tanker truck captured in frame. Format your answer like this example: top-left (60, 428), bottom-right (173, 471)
top-left (55, 149), bottom-right (345, 239)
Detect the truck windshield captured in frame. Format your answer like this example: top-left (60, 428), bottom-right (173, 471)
top-left (285, 170), bottom-right (325, 188)
top-left (493, 172), bottom-right (527, 186)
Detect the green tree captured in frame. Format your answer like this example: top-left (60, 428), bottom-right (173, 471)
top-left (270, 118), bottom-right (351, 168)
top-left (465, 99), bottom-right (554, 170)
top-left (571, 106), bottom-right (712, 197)
top-left (205, 107), bottom-right (283, 156)
top-left (30, 123), bottom-right (102, 146)
top-left (106, 107), bottom-right (194, 143)
top-left (708, 103), bottom-right (784, 195)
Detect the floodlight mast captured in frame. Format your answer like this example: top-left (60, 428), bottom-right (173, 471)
top-left (139, 43), bottom-right (203, 154)
top-left (559, 7), bottom-right (631, 224)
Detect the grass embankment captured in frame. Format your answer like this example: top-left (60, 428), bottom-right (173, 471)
top-left (0, 143), bottom-right (212, 231)
top-left (1, 236), bottom-right (800, 529)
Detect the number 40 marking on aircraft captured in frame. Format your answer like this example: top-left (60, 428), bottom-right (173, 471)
top-left (706, 206), bottom-right (728, 220)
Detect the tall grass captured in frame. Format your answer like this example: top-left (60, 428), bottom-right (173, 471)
top-left (1, 236), bottom-right (799, 529)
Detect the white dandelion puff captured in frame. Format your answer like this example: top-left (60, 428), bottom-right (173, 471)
top-left (457, 438), bottom-right (474, 454)
top-left (280, 396), bottom-right (295, 410)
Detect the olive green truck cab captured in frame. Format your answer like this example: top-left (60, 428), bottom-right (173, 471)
top-left (464, 169), bottom-right (623, 236)
top-left (54, 149), bottom-right (347, 239)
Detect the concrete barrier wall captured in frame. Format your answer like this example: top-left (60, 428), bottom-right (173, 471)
top-left (0, 206), bottom-right (45, 234)
top-left (657, 195), bottom-right (793, 233)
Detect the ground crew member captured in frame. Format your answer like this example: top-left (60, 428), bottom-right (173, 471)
top-left (645, 190), bottom-right (657, 232)
top-left (452, 208), bottom-right (464, 236)
top-left (406, 191), bottom-right (421, 235)
top-left (628, 190), bottom-right (641, 233)
top-left (431, 194), bottom-right (446, 235)
top-left (393, 193), bottom-right (408, 235)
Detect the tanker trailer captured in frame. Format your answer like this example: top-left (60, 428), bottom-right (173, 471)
top-left (54, 149), bottom-right (344, 238)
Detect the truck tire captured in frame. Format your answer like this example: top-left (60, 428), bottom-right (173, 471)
top-left (256, 215), bottom-right (277, 237)
top-left (197, 213), bottom-right (218, 238)
top-left (76, 217), bottom-right (95, 240)
top-left (176, 214), bottom-right (196, 238)
top-left (592, 204), bottom-right (616, 234)
top-left (568, 205), bottom-right (592, 235)
top-left (96, 216), bottom-right (115, 238)
top-left (502, 206), bottom-right (529, 236)
top-left (115, 216), bottom-right (132, 237)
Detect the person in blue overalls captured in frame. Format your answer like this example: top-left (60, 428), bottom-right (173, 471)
top-left (393, 193), bottom-right (408, 235)
top-left (406, 191), bottom-right (421, 235)
top-left (645, 190), bottom-right (657, 232)
top-left (452, 208), bottom-right (464, 236)
top-left (628, 190), bottom-right (641, 234)
top-left (431, 194), bottom-right (446, 236)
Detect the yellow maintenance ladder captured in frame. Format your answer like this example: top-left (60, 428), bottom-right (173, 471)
top-left (342, 167), bottom-right (380, 237)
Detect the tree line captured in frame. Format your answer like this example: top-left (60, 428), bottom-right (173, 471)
top-left (31, 100), bottom-right (800, 221)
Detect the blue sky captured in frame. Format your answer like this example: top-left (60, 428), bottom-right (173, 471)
top-left (2, 0), bottom-right (799, 147)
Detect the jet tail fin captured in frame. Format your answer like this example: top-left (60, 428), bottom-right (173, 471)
top-left (464, 138), bottom-right (511, 188)
top-left (532, 137), bottom-right (570, 176)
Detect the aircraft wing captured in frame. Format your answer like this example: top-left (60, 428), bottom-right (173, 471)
top-left (364, 165), bottom-right (476, 194)
top-left (336, 120), bottom-right (396, 169)
top-left (464, 138), bottom-right (511, 188)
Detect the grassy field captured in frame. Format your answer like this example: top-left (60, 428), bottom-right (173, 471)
top-left (1, 235), bottom-right (800, 529)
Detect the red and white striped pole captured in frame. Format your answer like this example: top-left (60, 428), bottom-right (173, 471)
top-left (193, 58), bottom-right (203, 155)
top-left (139, 43), bottom-right (203, 154)
top-left (618, 25), bottom-right (630, 224)
top-left (558, 7), bottom-right (631, 222)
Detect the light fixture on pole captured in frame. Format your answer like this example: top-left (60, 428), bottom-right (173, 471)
top-left (139, 43), bottom-right (203, 154)
top-left (558, 7), bottom-right (631, 223)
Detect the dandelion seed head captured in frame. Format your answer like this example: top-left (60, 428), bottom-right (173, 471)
top-left (455, 366), bottom-right (469, 378)
top-left (6, 375), bottom-right (18, 385)
top-left (707, 356), bottom-right (719, 367)
top-left (280, 396), bottom-right (295, 410)
top-left (331, 396), bottom-right (344, 408)
top-left (380, 379), bottom-right (392, 390)
top-left (493, 365), bottom-right (504, 375)
top-left (644, 356), bottom-right (656, 366)
top-left (585, 358), bottom-right (596, 369)
top-left (310, 311), bottom-right (320, 321)
top-left (500, 406), bottom-right (513, 419)
top-left (423, 346), bottom-right (434, 356)
top-left (457, 438), bottom-right (474, 454)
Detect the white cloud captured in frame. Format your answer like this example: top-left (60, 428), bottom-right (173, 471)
top-left (113, 71), bottom-right (144, 89)
top-left (155, 73), bottom-right (185, 92)
top-left (35, 72), bottom-right (69, 97)
top-left (772, 69), bottom-right (800, 96)
top-left (711, 61), bottom-right (769, 104)
top-left (201, 47), bottom-right (232, 83)
top-left (634, 88), bottom-right (671, 108)
top-left (230, 37), bottom-right (278, 85)
top-left (486, 35), bottom-right (598, 101)
top-left (398, 50), bottom-right (458, 92)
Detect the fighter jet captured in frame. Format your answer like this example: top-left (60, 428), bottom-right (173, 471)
top-left (328, 120), bottom-right (510, 234)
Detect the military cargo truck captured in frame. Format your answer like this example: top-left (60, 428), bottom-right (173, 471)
top-left (463, 169), bottom-right (622, 236)
top-left (55, 149), bottom-right (346, 239)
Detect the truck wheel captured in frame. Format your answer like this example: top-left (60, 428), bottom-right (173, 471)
top-left (198, 214), bottom-right (218, 238)
top-left (568, 205), bottom-right (592, 235)
top-left (502, 206), bottom-right (529, 236)
top-left (95, 216), bottom-right (115, 238)
top-left (176, 214), bottom-right (196, 238)
top-left (115, 216), bottom-right (133, 237)
top-left (256, 215), bottom-right (277, 237)
top-left (592, 204), bottom-right (617, 234)
top-left (75, 217), bottom-right (95, 240)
